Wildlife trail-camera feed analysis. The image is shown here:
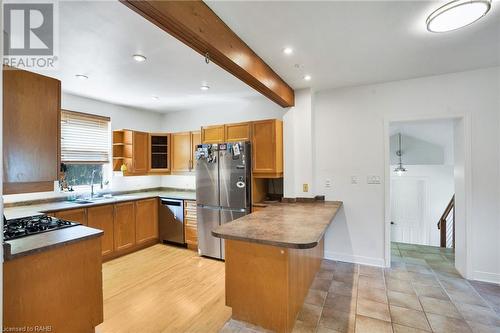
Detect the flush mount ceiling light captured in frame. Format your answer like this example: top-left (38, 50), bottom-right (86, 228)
top-left (75, 74), bottom-right (88, 80)
top-left (304, 74), bottom-right (312, 81)
top-left (283, 47), bottom-right (293, 55)
top-left (132, 54), bottom-right (147, 62)
top-left (426, 0), bottom-right (492, 33)
top-left (152, 96), bottom-right (159, 100)
top-left (200, 85), bottom-right (210, 91)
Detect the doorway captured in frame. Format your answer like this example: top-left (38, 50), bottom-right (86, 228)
top-left (390, 177), bottom-right (428, 245)
top-left (384, 115), bottom-right (470, 278)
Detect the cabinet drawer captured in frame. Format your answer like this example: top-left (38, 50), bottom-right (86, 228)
top-left (184, 200), bottom-right (197, 219)
top-left (185, 226), bottom-right (198, 244)
top-left (185, 217), bottom-right (197, 228)
top-left (184, 200), bottom-right (197, 210)
top-left (184, 209), bottom-right (197, 220)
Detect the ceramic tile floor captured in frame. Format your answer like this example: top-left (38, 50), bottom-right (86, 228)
top-left (220, 242), bottom-right (500, 333)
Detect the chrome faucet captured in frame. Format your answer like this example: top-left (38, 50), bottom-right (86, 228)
top-left (90, 169), bottom-right (97, 198)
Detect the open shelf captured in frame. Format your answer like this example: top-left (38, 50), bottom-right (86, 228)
top-left (113, 130), bottom-right (134, 171)
top-left (149, 134), bottom-right (170, 172)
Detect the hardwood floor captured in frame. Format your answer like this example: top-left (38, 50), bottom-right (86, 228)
top-left (96, 244), bottom-right (231, 333)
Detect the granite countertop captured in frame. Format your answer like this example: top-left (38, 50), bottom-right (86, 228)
top-left (212, 201), bottom-right (342, 249)
top-left (4, 189), bottom-right (196, 220)
top-left (4, 225), bottom-right (103, 260)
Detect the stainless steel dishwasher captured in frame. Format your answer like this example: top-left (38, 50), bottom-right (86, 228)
top-left (159, 198), bottom-right (184, 245)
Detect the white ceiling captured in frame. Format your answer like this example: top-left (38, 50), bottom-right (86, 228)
top-left (35, 0), bottom-right (260, 113)
top-left (35, 1), bottom-right (500, 112)
top-left (206, 0), bottom-right (500, 92)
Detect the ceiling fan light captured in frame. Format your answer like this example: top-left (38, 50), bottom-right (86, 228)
top-left (426, 0), bottom-right (492, 33)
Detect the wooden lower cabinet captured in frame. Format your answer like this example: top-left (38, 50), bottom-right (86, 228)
top-left (135, 198), bottom-right (158, 244)
top-left (55, 208), bottom-right (87, 226)
top-left (184, 200), bottom-right (198, 250)
top-left (48, 197), bottom-right (170, 260)
top-left (114, 201), bottom-right (136, 252)
top-left (87, 205), bottom-right (115, 257)
top-left (3, 236), bottom-right (103, 332)
top-left (225, 239), bottom-right (324, 333)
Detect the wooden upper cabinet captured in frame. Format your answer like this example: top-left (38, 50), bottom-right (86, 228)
top-left (252, 119), bottom-right (283, 178)
top-left (171, 132), bottom-right (191, 173)
top-left (191, 131), bottom-right (201, 171)
top-left (201, 125), bottom-right (225, 144)
top-left (113, 130), bottom-right (149, 175)
top-left (132, 131), bottom-right (148, 174)
top-left (113, 201), bottom-right (136, 252)
top-left (55, 208), bottom-right (87, 226)
top-left (135, 198), bottom-right (158, 245)
top-left (87, 204), bottom-right (115, 257)
top-left (3, 67), bottom-right (61, 194)
top-left (225, 122), bottom-right (252, 142)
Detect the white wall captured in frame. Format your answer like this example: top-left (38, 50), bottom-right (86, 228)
top-left (283, 89), bottom-right (314, 198)
top-left (161, 95), bottom-right (287, 189)
top-left (314, 67), bottom-right (500, 282)
top-left (390, 165), bottom-right (455, 247)
top-left (453, 118), bottom-right (467, 276)
top-left (63, 93), bottom-right (165, 132)
top-left (161, 95), bottom-right (286, 132)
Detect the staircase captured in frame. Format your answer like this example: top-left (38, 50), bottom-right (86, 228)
top-left (437, 195), bottom-right (455, 248)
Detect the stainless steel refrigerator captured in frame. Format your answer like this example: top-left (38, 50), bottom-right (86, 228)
top-left (195, 141), bottom-right (251, 259)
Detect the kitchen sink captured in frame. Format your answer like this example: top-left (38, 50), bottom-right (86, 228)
top-left (73, 200), bottom-right (93, 204)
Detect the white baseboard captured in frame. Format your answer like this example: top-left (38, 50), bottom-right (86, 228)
top-left (324, 250), bottom-right (385, 267)
top-left (472, 270), bottom-right (500, 284)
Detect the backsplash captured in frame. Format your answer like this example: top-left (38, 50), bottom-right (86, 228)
top-left (3, 174), bottom-right (164, 204)
top-left (161, 175), bottom-right (196, 190)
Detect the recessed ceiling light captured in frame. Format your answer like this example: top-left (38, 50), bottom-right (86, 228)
top-left (200, 85), bottom-right (210, 91)
top-left (426, 0), bottom-right (491, 33)
top-left (75, 74), bottom-right (88, 80)
top-left (152, 96), bottom-right (159, 100)
top-left (283, 47), bottom-right (293, 55)
top-left (304, 75), bottom-right (312, 81)
top-left (132, 54), bottom-right (147, 62)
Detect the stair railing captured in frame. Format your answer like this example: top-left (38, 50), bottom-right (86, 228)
top-left (437, 195), bottom-right (455, 248)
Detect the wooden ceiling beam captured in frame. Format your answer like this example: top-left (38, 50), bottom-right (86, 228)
top-left (120, 0), bottom-right (294, 108)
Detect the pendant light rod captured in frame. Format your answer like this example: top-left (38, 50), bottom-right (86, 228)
top-left (394, 132), bottom-right (407, 175)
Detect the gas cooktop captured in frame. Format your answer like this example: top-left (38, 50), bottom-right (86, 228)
top-left (3, 215), bottom-right (80, 241)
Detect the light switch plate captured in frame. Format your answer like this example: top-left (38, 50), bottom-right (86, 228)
top-left (303, 183), bottom-right (309, 192)
top-left (351, 176), bottom-right (359, 184)
top-left (325, 179), bottom-right (332, 188)
top-left (367, 176), bottom-right (381, 184)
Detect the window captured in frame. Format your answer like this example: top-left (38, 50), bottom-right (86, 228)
top-left (61, 110), bottom-right (110, 187)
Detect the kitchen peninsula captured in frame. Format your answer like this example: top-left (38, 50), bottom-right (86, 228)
top-left (212, 200), bottom-right (342, 333)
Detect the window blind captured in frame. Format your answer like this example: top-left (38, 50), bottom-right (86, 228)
top-left (61, 110), bottom-right (110, 163)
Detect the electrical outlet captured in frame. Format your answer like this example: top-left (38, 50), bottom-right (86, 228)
top-left (303, 183), bottom-right (309, 192)
top-left (367, 176), bottom-right (381, 184)
top-left (324, 179), bottom-right (332, 188)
